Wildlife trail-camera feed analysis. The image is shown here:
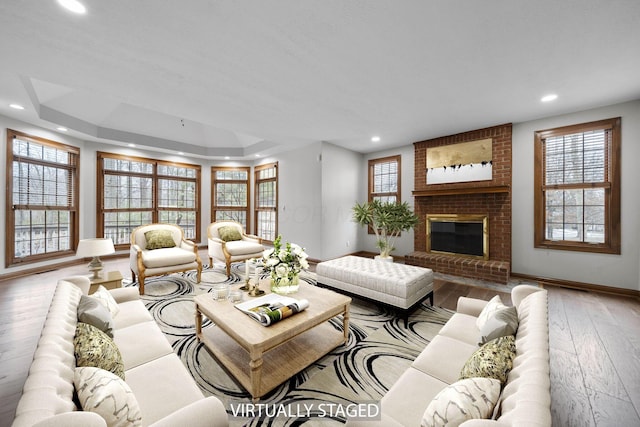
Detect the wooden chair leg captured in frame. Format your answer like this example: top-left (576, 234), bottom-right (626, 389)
top-left (139, 276), bottom-right (145, 295)
top-left (226, 261), bottom-right (231, 277)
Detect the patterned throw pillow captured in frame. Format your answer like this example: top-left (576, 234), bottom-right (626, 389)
top-left (144, 229), bottom-right (176, 250)
top-left (475, 295), bottom-right (507, 330)
top-left (479, 306), bottom-right (518, 345)
top-left (218, 226), bottom-right (242, 242)
top-left (460, 335), bottom-right (516, 384)
top-left (422, 377), bottom-right (501, 427)
top-left (74, 367), bottom-right (142, 427)
top-left (78, 295), bottom-right (114, 338)
top-left (74, 322), bottom-right (125, 380)
top-left (91, 285), bottom-right (120, 318)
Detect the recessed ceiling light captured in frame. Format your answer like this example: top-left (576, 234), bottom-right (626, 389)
top-left (177, 152), bottom-right (184, 155)
top-left (371, 136), bottom-right (381, 142)
top-left (255, 154), bottom-right (260, 157)
top-left (9, 103), bottom-right (24, 110)
top-left (224, 156), bottom-right (230, 160)
top-left (541, 94), bottom-right (558, 103)
top-left (57, 127), bottom-right (68, 132)
top-left (57, 0), bottom-right (86, 14)
top-left (128, 143), bottom-right (136, 147)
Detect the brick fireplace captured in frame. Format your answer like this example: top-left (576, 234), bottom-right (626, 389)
top-left (407, 123), bottom-right (512, 284)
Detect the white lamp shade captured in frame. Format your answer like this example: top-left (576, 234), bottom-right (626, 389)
top-left (77, 238), bottom-right (115, 257)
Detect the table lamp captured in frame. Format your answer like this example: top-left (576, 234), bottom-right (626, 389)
top-left (77, 238), bottom-right (115, 279)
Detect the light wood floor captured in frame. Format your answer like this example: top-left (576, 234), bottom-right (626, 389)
top-left (1, 252), bottom-right (639, 426)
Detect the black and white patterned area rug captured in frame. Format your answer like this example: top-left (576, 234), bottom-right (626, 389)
top-left (128, 262), bottom-right (452, 426)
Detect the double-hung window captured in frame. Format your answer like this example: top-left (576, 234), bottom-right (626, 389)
top-left (254, 162), bottom-right (278, 242)
top-left (367, 155), bottom-right (401, 234)
top-left (534, 117), bottom-right (621, 254)
top-left (369, 155), bottom-right (401, 204)
top-left (6, 129), bottom-right (79, 266)
top-left (97, 152), bottom-right (200, 247)
top-left (212, 166), bottom-right (250, 231)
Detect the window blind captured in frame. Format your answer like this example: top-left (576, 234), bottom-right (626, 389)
top-left (534, 117), bottom-right (620, 254)
top-left (7, 130), bottom-right (79, 265)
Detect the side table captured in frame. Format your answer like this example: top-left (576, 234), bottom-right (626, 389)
top-left (89, 270), bottom-right (124, 294)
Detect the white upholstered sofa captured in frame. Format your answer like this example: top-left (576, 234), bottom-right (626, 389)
top-left (348, 285), bottom-right (551, 426)
top-left (12, 276), bottom-right (227, 427)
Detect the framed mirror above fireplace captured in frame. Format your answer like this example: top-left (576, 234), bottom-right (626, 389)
top-left (426, 214), bottom-right (489, 260)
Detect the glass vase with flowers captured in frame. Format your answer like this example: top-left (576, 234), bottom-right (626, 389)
top-left (262, 235), bottom-right (309, 294)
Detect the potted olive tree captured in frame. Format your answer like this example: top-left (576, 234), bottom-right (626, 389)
top-left (352, 200), bottom-right (419, 261)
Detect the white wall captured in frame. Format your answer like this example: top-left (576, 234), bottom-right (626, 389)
top-left (359, 145), bottom-right (416, 257)
top-left (320, 142), bottom-right (362, 260)
top-left (258, 142), bottom-right (324, 259)
top-left (512, 99), bottom-right (640, 291)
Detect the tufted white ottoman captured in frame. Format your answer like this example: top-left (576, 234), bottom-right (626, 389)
top-left (316, 255), bottom-right (434, 326)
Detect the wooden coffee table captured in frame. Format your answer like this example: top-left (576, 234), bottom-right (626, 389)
top-left (194, 281), bottom-right (351, 401)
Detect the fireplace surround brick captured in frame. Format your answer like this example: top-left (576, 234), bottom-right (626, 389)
top-left (409, 123), bottom-right (512, 284)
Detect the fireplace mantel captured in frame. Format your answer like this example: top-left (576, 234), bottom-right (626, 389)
top-left (412, 185), bottom-right (510, 197)
top-left (411, 123), bottom-right (512, 284)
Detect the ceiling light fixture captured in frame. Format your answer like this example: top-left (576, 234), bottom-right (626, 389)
top-left (224, 156), bottom-right (230, 160)
top-left (177, 151), bottom-right (184, 155)
top-left (541, 94), bottom-right (558, 103)
top-left (128, 143), bottom-right (135, 147)
top-left (57, 127), bottom-right (68, 131)
top-left (57, 0), bottom-right (86, 14)
top-left (371, 136), bottom-right (381, 142)
top-left (9, 103), bottom-right (24, 110)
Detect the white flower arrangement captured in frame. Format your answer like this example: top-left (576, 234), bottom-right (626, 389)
top-left (262, 235), bottom-right (309, 284)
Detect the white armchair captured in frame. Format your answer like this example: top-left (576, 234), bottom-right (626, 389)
top-left (130, 223), bottom-right (202, 294)
top-left (207, 221), bottom-right (264, 276)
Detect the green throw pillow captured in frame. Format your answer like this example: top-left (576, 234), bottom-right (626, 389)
top-left (218, 226), bottom-right (242, 242)
top-left (74, 322), bottom-right (125, 380)
top-left (144, 229), bottom-right (176, 250)
top-left (460, 335), bottom-right (516, 384)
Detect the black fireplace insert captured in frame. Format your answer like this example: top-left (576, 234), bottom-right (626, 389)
top-left (427, 215), bottom-right (488, 259)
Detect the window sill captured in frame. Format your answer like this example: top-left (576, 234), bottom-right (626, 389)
top-left (535, 241), bottom-right (620, 255)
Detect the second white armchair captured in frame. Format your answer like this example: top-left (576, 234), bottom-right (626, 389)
top-left (207, 221), bottom-right (264, 276)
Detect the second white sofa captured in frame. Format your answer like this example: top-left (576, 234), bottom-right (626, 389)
top-left (348, 285), bottom-right (551, 426)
